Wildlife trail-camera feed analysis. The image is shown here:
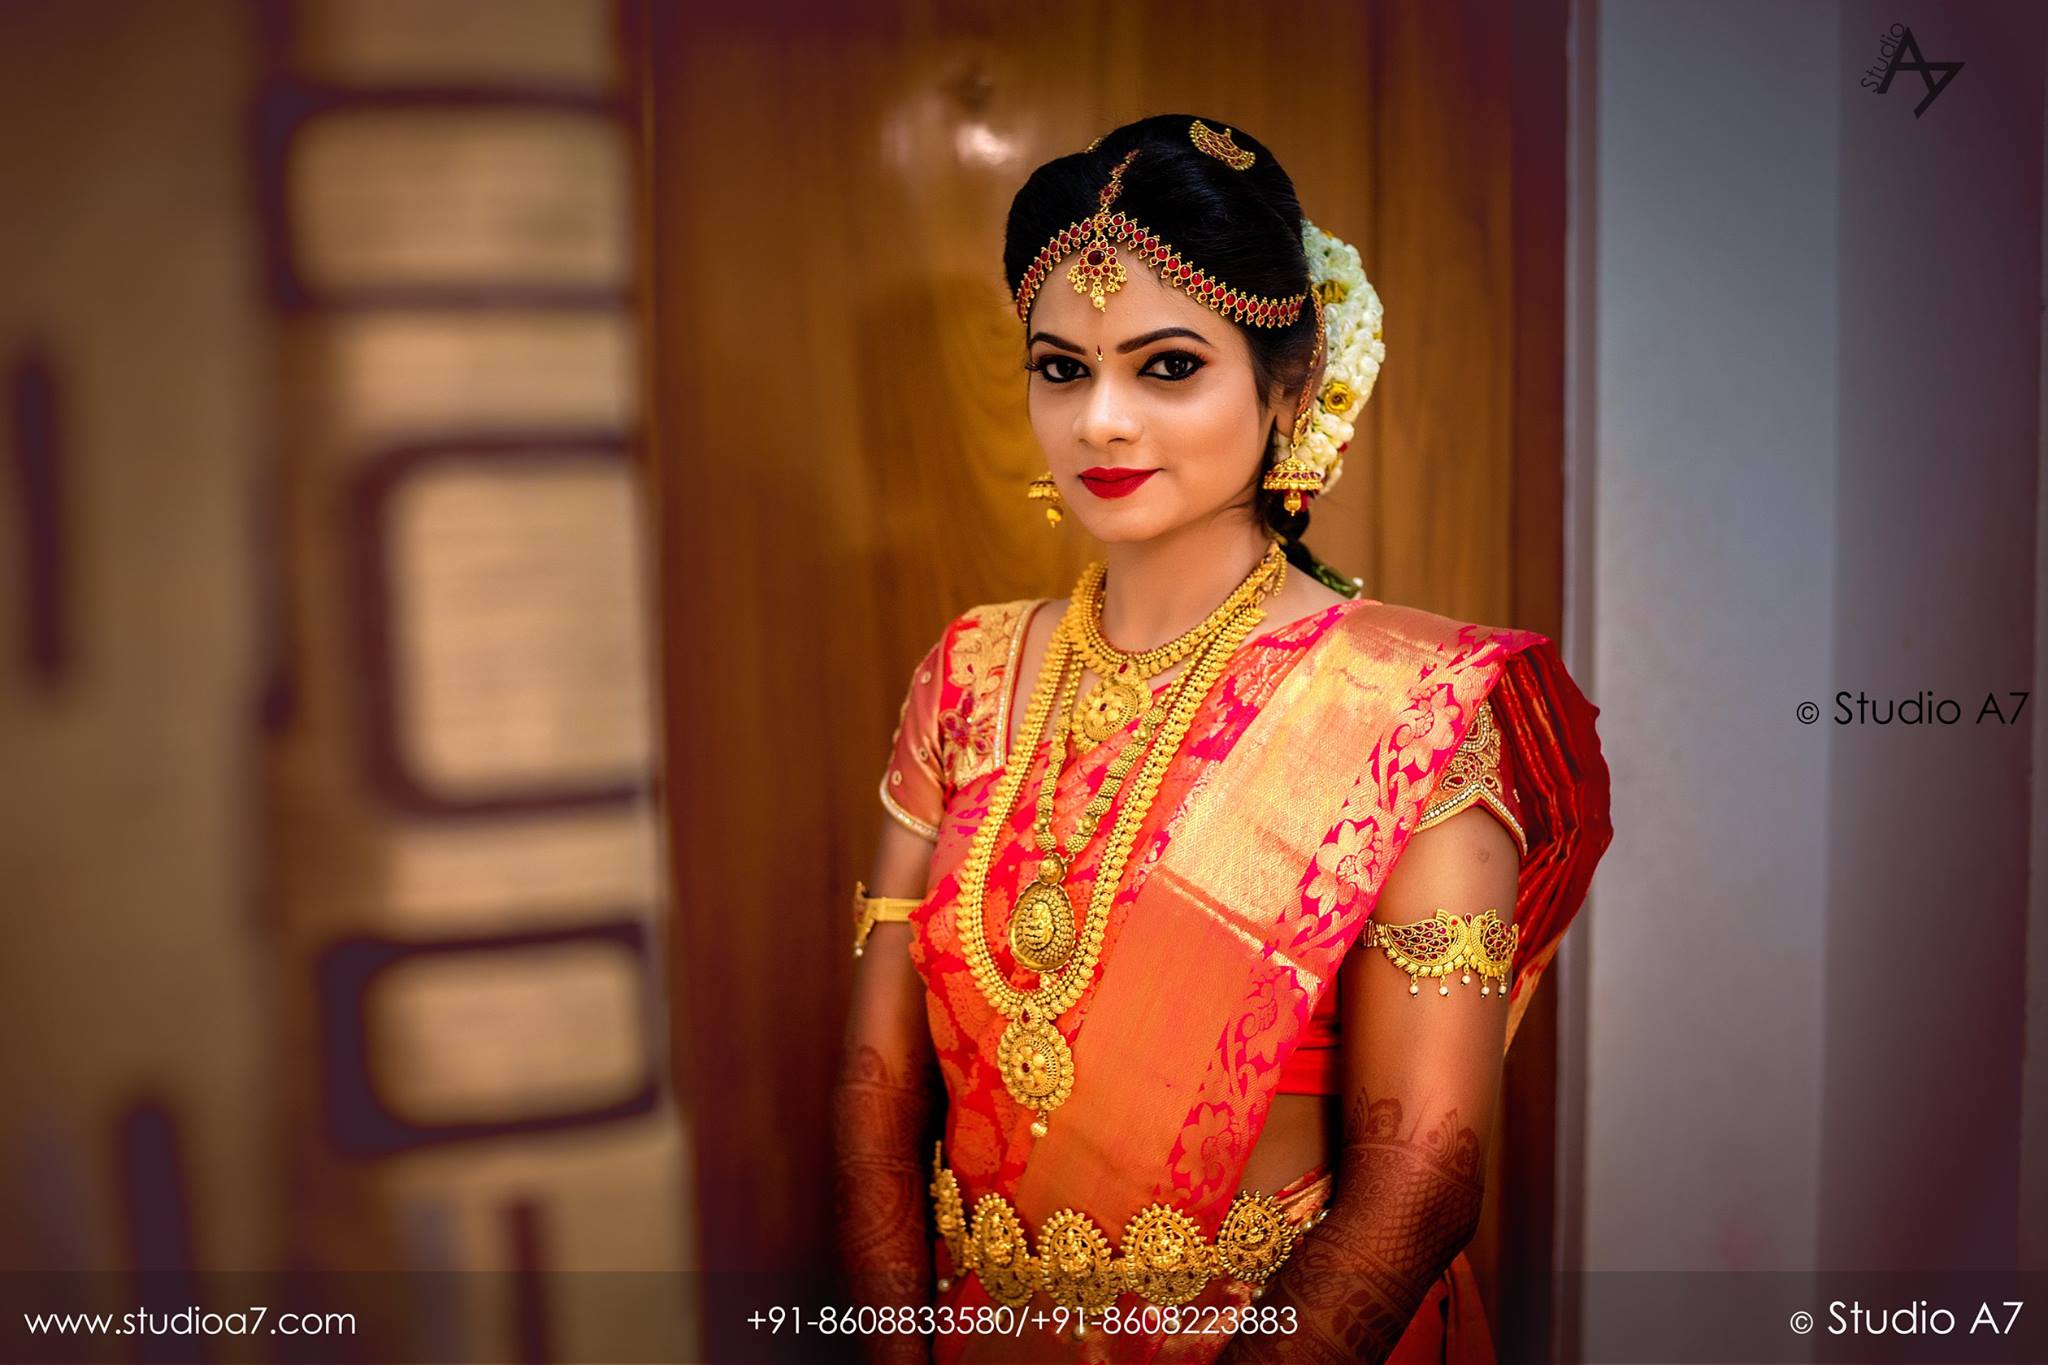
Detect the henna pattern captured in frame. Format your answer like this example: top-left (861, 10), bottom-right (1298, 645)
top-left (1215, 1086), bottom-right (1485, 1364)
top-left (831, 1040), bottom-right (939, 1364)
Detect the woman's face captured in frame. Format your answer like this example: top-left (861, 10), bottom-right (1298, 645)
top-left (1025, 249), bottom-right (1283, 544)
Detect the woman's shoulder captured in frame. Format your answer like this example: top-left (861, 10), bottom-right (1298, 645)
top-left (950, 595), bottom-right (1053, 635)
top-left (910, 594), bottom-right (1055, 719)
top-left (899, 596), bottom-right (1052, 797)
top-left (1332, 596), bottom-right (1553, 670)
top-left (930, 595), bottom-right (1053, 670)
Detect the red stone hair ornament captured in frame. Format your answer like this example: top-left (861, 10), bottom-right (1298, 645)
top-left (1188, 118), bottom-right (1255, 170)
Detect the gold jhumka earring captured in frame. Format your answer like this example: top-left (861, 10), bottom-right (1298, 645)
top-left (1264, 291), bottom-right (1328, 514)
top-left (1027, 472), bottom-right (1064, 526)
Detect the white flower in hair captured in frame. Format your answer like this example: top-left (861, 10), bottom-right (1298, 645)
top-left (1271, 220), bottom-right (1385, 499)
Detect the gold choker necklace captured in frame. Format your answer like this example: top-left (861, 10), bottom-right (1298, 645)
top-left (1069, 541), bottom-right (1286, 747)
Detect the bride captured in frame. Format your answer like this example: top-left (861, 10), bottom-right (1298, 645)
top-left (834, 114), bottom-right (1613, 1364)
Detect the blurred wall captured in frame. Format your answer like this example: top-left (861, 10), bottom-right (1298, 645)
top-left (2, 2), bottom-right (692, 1360)
top-left (258, 0), bottom-right (690, 1352)
top-left (1578, 1), bottom-right (2041, 1353)
top-left (0, 0), bottom-right (276, 1279)
top-left (1821, 0), bottom-right (2039, 1273)
top-left (2032, 67), bottom-right (2048, 1278)
top-left (1581, 0), bottom-right (1842, 1286)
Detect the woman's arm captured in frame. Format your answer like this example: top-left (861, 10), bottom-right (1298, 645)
top-left (1218, 802), bottom-right (1520, 1363)
top-left (832, 817), bottom-right (943, 1365)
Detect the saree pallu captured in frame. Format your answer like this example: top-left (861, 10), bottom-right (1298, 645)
top-left (890, 595), bottom-right (1612, 1363)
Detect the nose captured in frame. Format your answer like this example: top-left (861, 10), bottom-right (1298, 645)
top-left (1074, 369), bottom-right (1141, 450)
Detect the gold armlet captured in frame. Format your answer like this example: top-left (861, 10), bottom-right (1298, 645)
top-left (1364, 909), bottom-right (1518, 998)
top-left (852, 880), bottom-right (923, 958)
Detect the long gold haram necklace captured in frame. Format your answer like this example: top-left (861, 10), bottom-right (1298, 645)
top-left (955, 558), bottom-right (1287, 1139)
top-left (1015, 560), bottom-right (1269, 978)
top-left (1011, 543), bottom-right (1288, 974)
top-left (1069, 541), bottom-right (1287, 747)
top-left (985, 609), bottom-right (1261, 1138)
top-left (1006, 631), bottom-right (1180, 977)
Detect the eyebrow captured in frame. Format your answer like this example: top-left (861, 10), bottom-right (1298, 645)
top-left (1026, 325), bottom-right (1213, 355)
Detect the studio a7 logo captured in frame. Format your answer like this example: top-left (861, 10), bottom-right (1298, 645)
top-left (1862, 23), bottom-right (1963, 116)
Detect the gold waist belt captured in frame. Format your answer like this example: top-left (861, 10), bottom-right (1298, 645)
top-left (928, 1142), bottom-right (1316, 1313)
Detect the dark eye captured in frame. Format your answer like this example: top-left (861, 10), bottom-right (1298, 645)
top-left (1142, 350), bottom-right (1205, 382)
top-left (1026, 354), bottom-right (1087, 384)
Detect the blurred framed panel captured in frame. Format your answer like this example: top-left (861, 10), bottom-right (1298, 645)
top-left (280, 0), bottom-right (623, 91)
top-left (254, 83), bottom-right (629, 311)
top-left (315, 312), bottom-right (637, 446)
top-left (345, 434), bottom-right (652, 817)
top-left (386, 808), bottom-right (664, 936)
top-left (317, 919), bottom-right (659, 1157)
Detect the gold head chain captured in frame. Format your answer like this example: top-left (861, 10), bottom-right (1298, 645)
top-left (1015, 137), bottom-right (1308, 326)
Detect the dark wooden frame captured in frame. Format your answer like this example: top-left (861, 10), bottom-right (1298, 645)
top-left (251, 79), bottom-right (629, 314)
top-left (342, 433), bottom-right (648, 818)
top-left (315, 917), bottom-right (661, 1158)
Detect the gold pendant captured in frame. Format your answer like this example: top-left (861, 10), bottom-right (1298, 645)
top-left (1121, 1206), bottom-right (1216, 1306)
top-left (1008, 876), bottom-right (1077, 973)
top-left (1215, 1190), bottom-right (1303, 1284)
top-left (1035, 1210), bottom-right (1121, 1312)
top-left (997, 1015), bottom-right (1074, 1114)
top-left (1077, 672), bottom-right (1145, 743)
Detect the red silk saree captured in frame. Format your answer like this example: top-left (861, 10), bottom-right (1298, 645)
top-left (878, 593), bottom-right (1613, 1362)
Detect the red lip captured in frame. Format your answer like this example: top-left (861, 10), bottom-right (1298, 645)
top-left (1078, 467), bottom-right (1158, 499)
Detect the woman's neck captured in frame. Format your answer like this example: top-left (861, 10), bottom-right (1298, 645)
top-left (1096, 515), bottom-right (1274, 651)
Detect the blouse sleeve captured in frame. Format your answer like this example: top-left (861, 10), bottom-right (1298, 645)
top-left (878, 632), bottom-right (949, 842)
top-left (1415, 696), bottom-right (1528, 856)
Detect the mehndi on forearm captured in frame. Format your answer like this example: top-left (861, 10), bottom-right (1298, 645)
top-left (831, 1038), bottom-right (937, 1362)
top-left (1217, 1088), bottom-right (1485, 1364)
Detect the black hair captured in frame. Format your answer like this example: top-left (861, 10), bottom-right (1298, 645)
top-left (1003, 114), bottom-right (1361, 598)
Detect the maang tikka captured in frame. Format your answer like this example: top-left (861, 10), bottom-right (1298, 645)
top-left (1014, 147), bottom-right (1307, 327)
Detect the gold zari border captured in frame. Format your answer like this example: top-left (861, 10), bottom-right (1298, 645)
top-left (878, 775), bottom-right (940, 842)
top-left (1416, 699), bottom-right (1528, 855)
top-left (929, 1144), bottom-right (1314, 1312)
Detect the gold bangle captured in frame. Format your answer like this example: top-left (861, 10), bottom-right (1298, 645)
top-left (1364, 908), bottom-right (1518, 998)
top-left (852, 880), bottom-right (923, 958)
